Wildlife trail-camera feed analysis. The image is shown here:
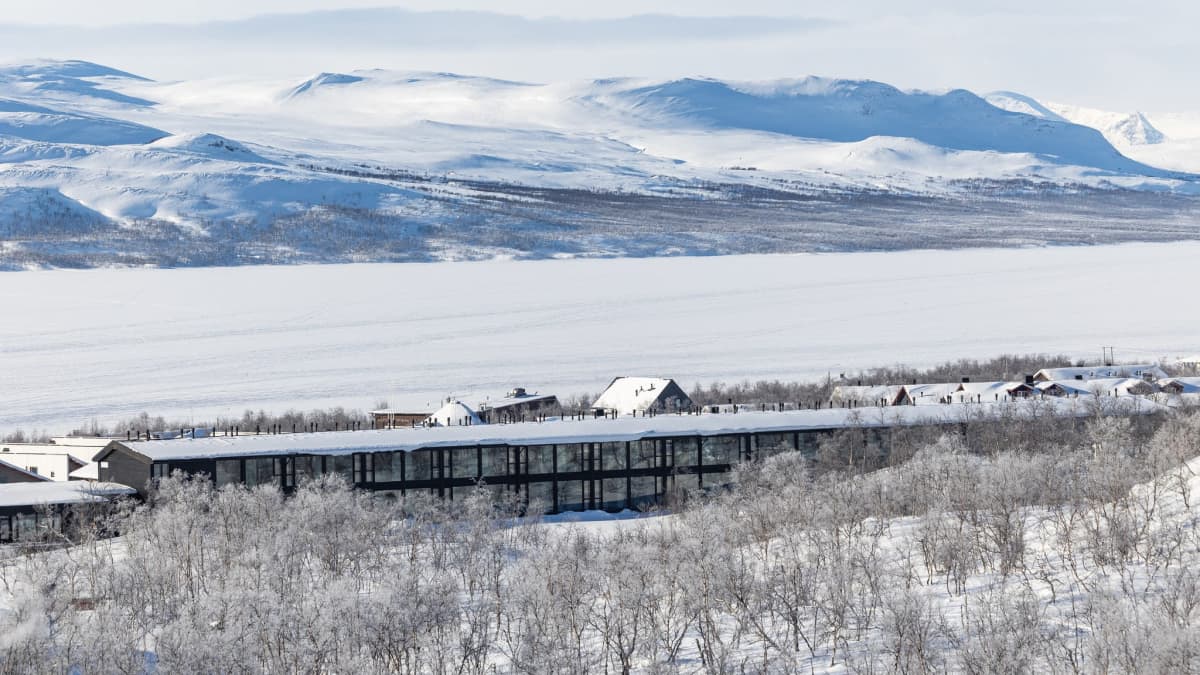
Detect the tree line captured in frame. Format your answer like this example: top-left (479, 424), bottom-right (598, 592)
top-left (3, 407), bottom-right (1200, 672)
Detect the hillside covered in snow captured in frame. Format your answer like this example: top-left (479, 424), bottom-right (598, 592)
top-left (1, 60), bottom-right (1199, 268)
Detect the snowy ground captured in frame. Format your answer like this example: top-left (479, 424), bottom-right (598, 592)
top-left (2, 241), bottom-right (1197, 436)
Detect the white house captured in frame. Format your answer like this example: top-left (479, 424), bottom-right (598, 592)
top-left (1033, 364), bottom-right (1168, 383)
top-left (425, 400), bottom-right (484, 427)
top-left (0, 443), bottom-right (92, 481)
top-left (592, 377), bottom-right (693, 416)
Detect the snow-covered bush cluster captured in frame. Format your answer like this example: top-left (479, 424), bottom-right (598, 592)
top-left (4, 412), bottom-right (1200, 673)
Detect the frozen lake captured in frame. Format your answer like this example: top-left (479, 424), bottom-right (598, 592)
top-left (2, 243), bottom-right (1198, 435)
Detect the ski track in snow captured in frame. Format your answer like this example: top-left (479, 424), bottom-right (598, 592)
top-left (2, 242), bottom-right (1198, 435)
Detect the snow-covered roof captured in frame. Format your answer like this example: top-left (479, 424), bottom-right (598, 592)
top-left (1036, 377), bottom-right (1153, 397)
top-left (904, 383), bottom-right (962, 404)
top-left (0, 446), bottom-right (90, 468)
top-left (68, 463), bottom-right (100, 481)
top-left (1, 442), bottom-right (81, 455)
top-left (1033, 364), bottom-right (1167, 382)
top-left (830, 385), bottom-right (906, 405)
top-left (955, 381), bottom-right (1030, 398)
top-left (478, 392), bottom-right (558, 412)
top-left (370, 409), bottom-right (433, 416)
top-left (0, 481), bottom-right (136, 508)
top-left (1160, 377), bottom-right (1200, 394)
top-left (108, 397), bottom-right (1167, 463)
top-left (0, 458), bottom-right (51, 483)
top-left (592, 377), bottom-right (688, 415)
top-left (426, 400), bottom-right (483, 427)
top-left (50, 436), bottom-right (121, 448)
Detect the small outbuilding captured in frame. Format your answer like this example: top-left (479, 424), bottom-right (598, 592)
top-left (371, 409), bottom-right (434, 429)
top-left (426, 400), bottom-right (484, 427)
top-left (477, 388), bottom-right (560, 424)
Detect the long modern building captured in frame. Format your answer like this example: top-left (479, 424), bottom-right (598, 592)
top-left (91, 397), bottom-right (1164, 514)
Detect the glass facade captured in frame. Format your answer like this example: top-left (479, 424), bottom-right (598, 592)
top-left (245, 457), bottom-right (275, 487)
top-left (528, 480), bottom-right (554, 510)
top-left (482, 446), bottom-right (508, 477)
top-left (406, 450), bottom-right (435, 482)
top-left (557, 444), bottom-right (583, 473)
top-left (295, 456), bottom-right (320, 483)
top-left (602, 477), bottom-right (627, 511)
top-left (631, 440), bottom-right (657, 469)
top-left (702, 436), bottom-right (739, 465)
top-left (374, 452), bottom-right (402, 483)
top-left (672, 438), bottom-right (699, 467)
top-left (329, 455), bottom-right (353, 483)
top-left (450, 447), bottom-right (478, 479)
top-left (215, 459), bottom-right (242, 487)
top-left (630, 476), bottom-right (657, 508)
top-left (755, 432), bottom-right (797, 457)
top-left (557, 480), bottom-right (584, 512)
top-left (600, 442), bottom-right (626, 471)
top-left (182, 428), bottom-right (820, 515)
top-left (527, 445), bottom-right (554, 474)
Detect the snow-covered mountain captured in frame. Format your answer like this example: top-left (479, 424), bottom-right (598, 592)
top-left (987, 91), bottom-right (1167, 147)
top-left (0, 60), bottom-right (1198, 268)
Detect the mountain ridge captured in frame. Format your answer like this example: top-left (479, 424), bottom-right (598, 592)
top-left (0, 59), bottom-right (1198, 269)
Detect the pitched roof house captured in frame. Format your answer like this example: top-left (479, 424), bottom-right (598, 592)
top-left (592, 377), bottom-right (693, 416)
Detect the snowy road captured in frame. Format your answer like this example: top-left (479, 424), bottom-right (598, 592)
top-left (2, 243), bottom-right (1198, 434)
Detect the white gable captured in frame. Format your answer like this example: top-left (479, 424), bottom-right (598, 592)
top-left (1034, 364), bottom-right (1168, 382)
top-left (426, 400), bottom-right (483, 427)
top-left (593, 377), bottom-right (687, 415)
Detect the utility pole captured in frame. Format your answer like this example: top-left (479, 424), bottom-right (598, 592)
top-left (1102, 346), bottom-right (1115, 366)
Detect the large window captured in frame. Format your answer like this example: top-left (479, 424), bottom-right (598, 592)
top-left (353, 454), bottom-right (374, 484)
top-left (602, 477), bottom-right (627, 511)
top-left (329, 455), bottom-right (354, 483)
top-left (215, 459), bottom-right (242, 487)
top-left (557, 480), bottom-right (584, 511)
top-left (450, 447), bottom-right (478, 479)
top-left (528, 480), bottom-right (554, 511)
top-left (482, 446), bottom-right (508, 477)
top-left (673, 472), bottom-right (700, 495)
top-left (527, 445), bottom-right (554, 474)
top-left (557, 444), bottom-right (584, 473)
top-left (632, 440), bottom-right (658, 469)
top-left (245, 457), bottom-right (275, 488)
top-left (755, 432), bottom-right (797, 457)
top-left (672, 438), bottom-right (699, 467)
top-left (295, 456), bottom-right (320, 484)
top-left (274, 457), bottom-right (295, 488)
top-left (406, 450), bottom-right (434, 482)
top-left (703, 435), bottom-right (739, 466)
top-left (13, 513), bottom-right (39, 539)
top-left (630, 476), bottom-right (657, 508)
top-left (798, 432), bottom-right (821, 457)
top-left (374, 452), bottom-right (402, 483)
top-left (600, 442), bottom-right (626, 471)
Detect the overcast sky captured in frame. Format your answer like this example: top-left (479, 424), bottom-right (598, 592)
top-left (3, 2), bottom-right (1196, 112)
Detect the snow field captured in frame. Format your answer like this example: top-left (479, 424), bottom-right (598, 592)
top-left (1, 241), bottom-right (1198, 435)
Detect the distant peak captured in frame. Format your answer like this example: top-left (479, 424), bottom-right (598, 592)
top-left (0, 59), bottom-right (151, 82)
top-left (285, 72), bottom-right (366, 98)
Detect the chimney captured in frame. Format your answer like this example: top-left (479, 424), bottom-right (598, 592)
top-left (1025, 374), bottom-right (1034, 385)
top-left (961, 377), bottom-right (970, 383)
